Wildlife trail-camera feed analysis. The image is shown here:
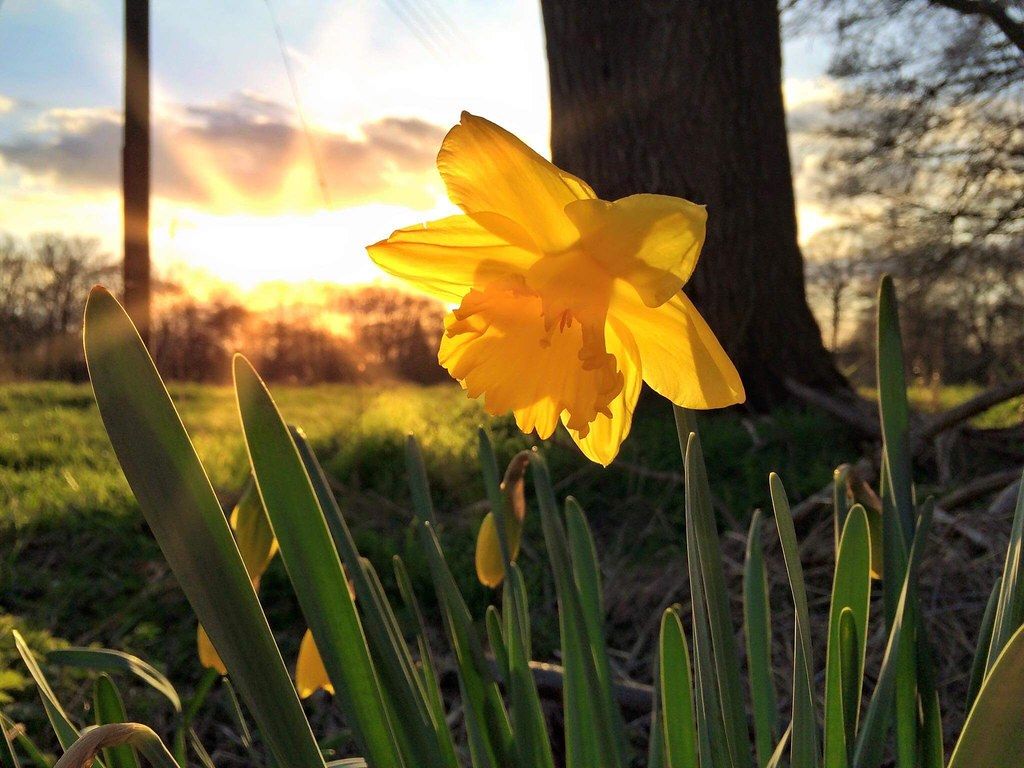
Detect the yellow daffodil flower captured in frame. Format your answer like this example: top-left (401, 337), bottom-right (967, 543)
top-left (198, 483), bottom-right (277, 675)
top-left (295, 574), bottom-right (355, 698)
top-left (367, 112), bottom-right (744, 464)
top-left (197, 483), bottom-right (343, 699)
top-left (475, 451), bottom-right (529, 588)
top-left (295, 629), bottom-right (334, 698)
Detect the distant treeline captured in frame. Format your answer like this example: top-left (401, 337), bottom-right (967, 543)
top-left (805, 232), bottom-right (1024, 386)
top-left (4, 231), bottom-right (1019, 389)
top-left (0, 232), bottom-right (448, 385)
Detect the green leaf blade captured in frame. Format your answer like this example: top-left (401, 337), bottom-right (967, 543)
top-left (743, 510), bottom-right (778, 768)
top-left (949, 623), bottom-right (1024, 768)
top-left (49, 648), bottom-right (181, 713)
top-left (659, 608), bottom-right (698, 768)
top-left (824, 506), bottom-right (872, 768)
top-left (876, 275), bottom-right (914, 540)
top-left (83, 287), bottom-right (324, 768)
top-left (233, 355), bottom-right (405, 768)
top-left (93, 675), bottom-right (142, 768)
top-left (769, 473), bottom-right (819, 768)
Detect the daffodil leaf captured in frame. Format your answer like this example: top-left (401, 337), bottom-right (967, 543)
top-left (418, 519), bottom-right (512, 768)
top-left (565, 498), bottom-right (627, 758)
top-left (676, 410), bottom-right (747, 768)
top-left (48, 647), bottom-right (181, 713)
top-left (824, 505), bottom-right (871, 768)
top-left (485, 605), bottom-right (510, 684)
top-left (531, 452), bottom-right (625, 768)
top-left (392, 554), bottom-right (455, 763)
top-left (13, 630), bottom-right (80, 751)
top-left (744, 510), bottom-right (778, 768)
top-left (234, 355), bottom-right (405, 768)
top-left (876, 275), bottom-right (914, 540)
top-left (659, 607), bottom-right (697, 768)
top-left (503, 564), bottom-right (556, 768)
top-left (93, 675), bottom-right (141, 768)
top-left (52, 724), bottom-right (178, 768)
top-left (770, 473), bottom-right (818, 768)
top-left (1, 713), bottom-right (47, 768)
top-left (0, 710), bottom-right (21, 768)
top-left (83, 288), bottom-right (324, 768)
top-left (967, 578), bottom-right (1002, 709)
top-left (949, 623), bottom-right (1024, 768)
top-left (987, 472), bottom-right (1024, 674)
top-left (853, 501), bottom-right (932, 768)
top-left (292, 428), bottom-right (452, 768)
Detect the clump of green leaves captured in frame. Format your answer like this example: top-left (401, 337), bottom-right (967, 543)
top-left (6, 278), bottom-right (1024, 768)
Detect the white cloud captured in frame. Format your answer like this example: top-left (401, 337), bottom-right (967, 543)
top-left (0, 92), bottom-right (446, 213)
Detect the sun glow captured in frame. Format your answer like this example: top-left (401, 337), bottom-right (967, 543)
top-left (156, 200), bottom-right (455, 291)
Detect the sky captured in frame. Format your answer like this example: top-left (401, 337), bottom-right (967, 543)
top-left (0, 0), bottom-right (839, 298)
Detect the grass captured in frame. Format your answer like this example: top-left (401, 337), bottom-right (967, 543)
top-left (3, 377), bottom-right (1020, 756)
top-left (0, 379), bottom-right (875, 743)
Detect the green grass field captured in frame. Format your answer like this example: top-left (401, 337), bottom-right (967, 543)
top-left (0, 381), bottom-right (862, 698)
top-left (3, 378), bottom-right (1016, 747)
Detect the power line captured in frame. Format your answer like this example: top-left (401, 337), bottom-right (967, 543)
top-left (262, 0), bottom-right (333, 209)
top-left (381, 0), bottom-right (451, 62)
top-left (418, 0), bottom-right (479, 59)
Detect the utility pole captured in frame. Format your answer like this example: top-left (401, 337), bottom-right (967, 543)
top-left (123, 0), bottom-right (151, 342)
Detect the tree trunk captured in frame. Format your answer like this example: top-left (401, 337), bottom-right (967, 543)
top-left (123, 0), bottom-right (151, 343)
top-left (540, 0), bottom-right (845, 407)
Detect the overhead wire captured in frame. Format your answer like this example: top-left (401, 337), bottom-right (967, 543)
top-left (262, 0), bottom-right (333, 209)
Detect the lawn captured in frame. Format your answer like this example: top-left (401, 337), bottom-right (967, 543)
top-left (0, 379), bottom-right (864, 673)
top-left (15, 377), bottom-right (1008, 754)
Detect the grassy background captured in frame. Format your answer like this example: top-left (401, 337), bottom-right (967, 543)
top-left (1, 379), bottom-right (1017, 753)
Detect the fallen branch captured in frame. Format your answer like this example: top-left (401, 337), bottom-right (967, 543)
top-left (922, 379), bottom-right (1024, 440)
top-left (989, 476), bottom-right (1024, 518)
top-left (938, 467), bottom-right (1024, 511)
top-left (440, 657), bottom-right (654, 714)
top-left (790, 458), bottom-right (875, 524)
top-left (518, 659), bottom-right (653, 714)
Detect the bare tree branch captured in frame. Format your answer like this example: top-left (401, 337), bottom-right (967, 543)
top-left (929, 0), bottom-right (1024, 56)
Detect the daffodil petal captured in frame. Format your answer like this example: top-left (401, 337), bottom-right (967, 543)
top-left (558, 169), bottom-right (598, 201)
top-left (612, 286), bottom-right (744, 409)
top-left (229, 483), bottom-right (278, 582)
top-left (474, 511), bottom-right (524, 588)
top-left (563, 318), bottom-right (642, 465)
top-left (437, 112), bottom-right (590, 252)
top-left (567, 194), bottom-right (707, 307)
top-left (367, 212), bottom-right (540, 302)
top-left (439, 281), bottom-right (623, 438)
top-left (295, 630), bottom-right (333, 699)
top-left (475, 512), bottom-right (505, 588)
top-left (197, 625), bottom-right (226, 675)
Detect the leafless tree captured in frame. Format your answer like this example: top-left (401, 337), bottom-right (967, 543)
top-left (794, 0), bottom-right (1024, 382)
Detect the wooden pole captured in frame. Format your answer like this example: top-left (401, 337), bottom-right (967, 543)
top-left (123, 0), bottom-right (151, 342)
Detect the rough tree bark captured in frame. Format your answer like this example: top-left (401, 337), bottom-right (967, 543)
top-left (540, 0), bottom-right (845, 407)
